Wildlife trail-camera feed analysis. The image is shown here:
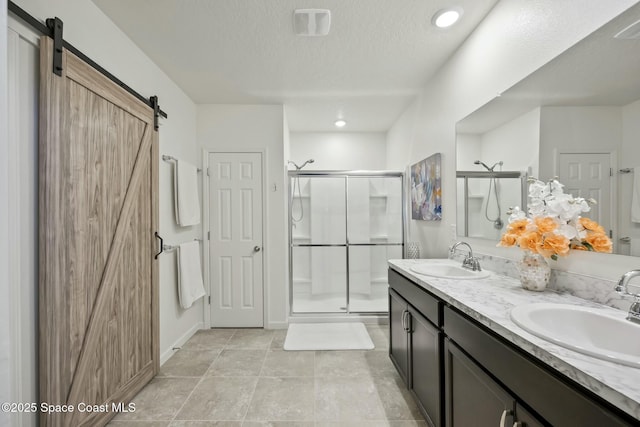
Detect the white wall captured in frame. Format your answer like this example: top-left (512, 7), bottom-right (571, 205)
top-left (1, 1), bottom-right (11, 426)
top-left (386, 0), bottom-right (639, 279)
top-left (11, 0), bottom-right (203, 401)
top-left (198, 104), bottom-right (288, 328)
top-left (481, 108), bottom-right (540, 177)
top-left (539, 106), bottom-right (621, 180)
top-left (290, 132), bottom-right (388, 170)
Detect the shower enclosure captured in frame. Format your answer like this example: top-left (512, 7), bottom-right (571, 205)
top-left (289, 171), bottom-right (404, 315)
top-left (456, 170), bottom-right (528, 240)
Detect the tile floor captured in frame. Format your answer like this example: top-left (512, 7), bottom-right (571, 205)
top-left (108, 323), bottom-right (427, 427)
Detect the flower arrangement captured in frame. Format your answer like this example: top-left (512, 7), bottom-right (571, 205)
top-left (498, 177), bottom-right (612, 260)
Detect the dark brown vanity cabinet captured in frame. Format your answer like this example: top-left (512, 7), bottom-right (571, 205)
top-left (388, 268), bottom-right (638, 427)
top-left (389, 270), bottom-right (443, 427)
top-left (443, 306), bottom-right (634, 427)
top-left (389, 288), bottom-right (410, 383)
top-left (445, 338), bottom-right (544, 427)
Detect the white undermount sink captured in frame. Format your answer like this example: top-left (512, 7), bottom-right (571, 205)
top-left (511, 303), bottom-right (640, 368)
top-left (410, 259), bottom-right (490, 280)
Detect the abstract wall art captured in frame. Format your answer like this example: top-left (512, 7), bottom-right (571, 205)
top-left (410, 153), bottom-right (442, 221)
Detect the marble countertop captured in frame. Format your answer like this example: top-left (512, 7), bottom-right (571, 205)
top-left (388, 259), bottom-right (640, 421)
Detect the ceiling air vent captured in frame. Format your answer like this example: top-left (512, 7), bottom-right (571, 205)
top-left (614, 18), bottom-right (640, 39)
top-left (293, 9), bottom-right (331, 36)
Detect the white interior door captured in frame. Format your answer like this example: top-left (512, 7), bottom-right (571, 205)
top-left (557, 152), bottom-right (612, 235)
top-left (208, 152), bottom-right (264, 327)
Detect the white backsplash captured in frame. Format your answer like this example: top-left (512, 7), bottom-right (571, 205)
top-left (450, 250), bottom-right (633, 311)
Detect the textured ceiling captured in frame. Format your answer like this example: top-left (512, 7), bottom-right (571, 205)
top-left (457, 4), bottom-right (640, 134)
top-left (93, 0), bottom-right (497, 131)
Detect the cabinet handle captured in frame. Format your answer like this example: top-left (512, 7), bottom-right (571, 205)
top-left (401, 310), bottom-right (407, 331)
top-left (500, 409), bottom-right (513, 427)
top-left (513, 422), bottom-right (523, 427)
top-left (403, 311), bottom-right (411, 332)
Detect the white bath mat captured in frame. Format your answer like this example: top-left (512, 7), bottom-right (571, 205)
top-left (283, 322), bottom-right (374, 351)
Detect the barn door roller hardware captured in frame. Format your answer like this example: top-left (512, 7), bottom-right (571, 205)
top-left (150, 96), bottom-right (168, 131)
top-left (45, 17), bottom-right (63, 76)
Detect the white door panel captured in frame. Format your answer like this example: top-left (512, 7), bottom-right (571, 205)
top-left (558, 152), bottom-right (611, 234)
top-left (209, 152), bottom-right (263, 327)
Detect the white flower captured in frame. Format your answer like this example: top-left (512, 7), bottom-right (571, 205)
top-left (548, 179), bottom-right (565, 196)
top-left (508, 207), bottom-right (526, 221)
top-left (557, 223), bottom-right (578, 240)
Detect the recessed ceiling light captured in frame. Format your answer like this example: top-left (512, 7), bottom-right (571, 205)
top-left (334, 119), bottom-right (347, 128)
top-left (432, 8), bottom-right (463, 28)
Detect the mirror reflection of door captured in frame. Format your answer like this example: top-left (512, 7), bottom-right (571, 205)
top-left (557, 152), bottom-right (612, 239)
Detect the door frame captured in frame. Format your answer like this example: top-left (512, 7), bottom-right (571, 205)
top-left (202, 148), bottom-right (268, 328)
top-left (553, 148), bottom-right (618, 252)
top-left (7, 16), bottom-right (42, 427)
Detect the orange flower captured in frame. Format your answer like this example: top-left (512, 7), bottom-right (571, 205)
top-left (534, 217), bottom-right (557, 233)
top-left (584, 233), bottom-right (613, 253)
top-left (579, 217), bottom-right (605, 234)
top-left (498, 233), bottom-right (518, 247)
top-left (571, 244), bottom-right (588, 251)
top-left (518, 231), bottom-right (542, 253)
top-left (541, 233), bottom-right (570, 257)
top-left (508, 219), bottom-right (529, 236)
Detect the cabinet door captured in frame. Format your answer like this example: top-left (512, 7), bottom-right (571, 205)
top-left (389, 289), bottom-right (409, 384)
top-left (409, 306), bottom-right (443, 427)
top-left (445, 339), bottom-right (515, 427)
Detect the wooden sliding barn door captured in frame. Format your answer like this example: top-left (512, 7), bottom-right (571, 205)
top-left (39, 37), bottom-right (159, 427)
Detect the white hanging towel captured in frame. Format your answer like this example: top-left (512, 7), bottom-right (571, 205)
top-left (174, 159), bottom-right (201, 226)
top-left (632, 167), bottom-right (640, 223)
top-left (177, 241), bottom-right (206, 309)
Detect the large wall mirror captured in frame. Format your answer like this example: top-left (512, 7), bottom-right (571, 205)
top-left (456, 4), bottom-right (640, 257)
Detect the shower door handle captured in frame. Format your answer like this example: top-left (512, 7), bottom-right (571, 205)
top-left (254, 246), bottom-right (261, 252)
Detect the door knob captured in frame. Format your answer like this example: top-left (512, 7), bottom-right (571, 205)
top-left (254, 246), bottom-right (261, 252)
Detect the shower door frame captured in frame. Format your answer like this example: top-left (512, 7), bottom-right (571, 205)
top-left (288, 170), bottom-right (405, 316)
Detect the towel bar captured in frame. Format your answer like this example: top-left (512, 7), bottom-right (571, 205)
top-left (162, 154), bottom-right (202, 172)
top-left (154, 233), bottom-right (202, 259)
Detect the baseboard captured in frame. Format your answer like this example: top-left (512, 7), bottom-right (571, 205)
top-left (266, 321), bottom-right (288, 330)
top-left (160, 322), bottom-right (204, 365)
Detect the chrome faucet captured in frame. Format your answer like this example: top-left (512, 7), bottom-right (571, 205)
top-left (450, 241), bottom-right (482, 272)
top-left (615, 270), bottom-right (640, 324)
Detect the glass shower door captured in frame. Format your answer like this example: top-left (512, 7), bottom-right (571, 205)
top-left (289, 172), bottom-right (404, 315)
top-left (290, 176), bottom-right (347, 313)
top-left (347, 176), bottom-right (403, 312)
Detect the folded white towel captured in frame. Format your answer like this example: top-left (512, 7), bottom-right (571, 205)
top-left (632, 167), bottom-right (640, 223)
top-left (174, 159), bottom-right (201, 226)
top-left (630, 238), bottom-right (640, 257)
top-left (177, 241), bottom-right (206, 309)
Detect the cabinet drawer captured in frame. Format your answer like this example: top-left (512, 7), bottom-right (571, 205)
top-left (389, 268), bottom-right (441, 327)
top-left (444, 306), bottom-right (634, 427)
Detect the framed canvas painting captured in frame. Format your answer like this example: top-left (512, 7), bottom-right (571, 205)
top-left (410, 153), bottom-right (442, 221)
